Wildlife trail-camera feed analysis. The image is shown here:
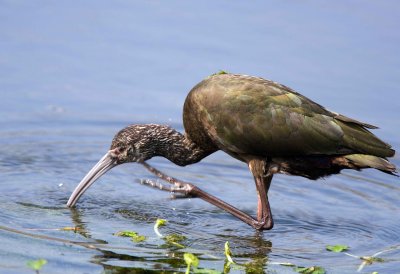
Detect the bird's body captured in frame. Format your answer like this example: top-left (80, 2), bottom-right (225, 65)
top-left (67, 73), bottom-right (396, 230)
top-left (184, 73), bottom-right (395, 178)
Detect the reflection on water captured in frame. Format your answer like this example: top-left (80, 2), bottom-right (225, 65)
top-left (1, 1), bottom-right (399, 273)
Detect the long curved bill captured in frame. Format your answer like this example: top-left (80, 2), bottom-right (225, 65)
top-left (67, 151), bottom-right (117, 207)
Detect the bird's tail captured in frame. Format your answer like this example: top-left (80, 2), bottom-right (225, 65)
top-left (343, 154), bottom-right (397, 175)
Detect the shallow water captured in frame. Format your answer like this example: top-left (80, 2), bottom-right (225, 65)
top-left (1, 1), bottom-right (399, 273)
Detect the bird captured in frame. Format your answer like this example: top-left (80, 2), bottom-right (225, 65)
top-left (67, 72), bottom-right (396, 230)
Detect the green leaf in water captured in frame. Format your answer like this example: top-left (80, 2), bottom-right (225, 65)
top-left (326, 244), bottom-right (349, 252)
top-left (184, 253), bottom-right (199, 274)
top-left (295, 266), bottom-right (326, 274)
top-left (131, 234), bottom-right (146, 242)
top-left (114, 230), bottom-right (147, 242)
top-left (26, 259), bottom-right (47, 271)
top-left (165, 233), bottom-right (186, 242)
top-left (115, 231), bottom-right (137, 237)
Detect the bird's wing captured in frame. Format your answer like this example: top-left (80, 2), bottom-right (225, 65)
top-left (197, 74), bottom-right (393, 158)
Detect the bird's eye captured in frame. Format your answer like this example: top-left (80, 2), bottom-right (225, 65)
top-left (110, 146), bottom-right (124, 158)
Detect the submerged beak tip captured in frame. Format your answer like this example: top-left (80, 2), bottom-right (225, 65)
top-left (66, 198), bottom-right (75, 208)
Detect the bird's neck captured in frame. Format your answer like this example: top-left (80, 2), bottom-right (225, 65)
top-left (150, 125), bottom-right (214, 166)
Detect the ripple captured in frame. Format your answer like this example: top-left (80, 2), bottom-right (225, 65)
top-left (0, 126), bottom-right (399, 273)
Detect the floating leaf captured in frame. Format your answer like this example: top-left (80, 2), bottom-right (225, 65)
top-left (326, 245), bottom-right (349, 252)
top-left (131, 234), bottom-right (146, 242)
top-left (295, 266), bottom-right (326, 274)
top-left (184, 253), bottom-right (199, 267)
top-left (115, 230), bottom-right (137, 237)
top-left (184, 253), bottom-right (199, 274)
top-left (114, 230), bottom-right (146, 242)
top-left (165, 233), bottom-right (186, 242)
top-left (26, 259), bottom-right (47, 271)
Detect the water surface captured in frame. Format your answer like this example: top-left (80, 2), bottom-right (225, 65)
top-left (1, 1), bottom-right (399, 273)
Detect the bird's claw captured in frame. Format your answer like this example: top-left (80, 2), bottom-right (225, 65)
top-left (138, 179), bottom-right (196, 199)
top-left (253, 215), bottom-right (274, 230)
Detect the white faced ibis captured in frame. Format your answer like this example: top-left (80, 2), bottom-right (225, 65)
top-left (67, 73), bottom-right (396, 230)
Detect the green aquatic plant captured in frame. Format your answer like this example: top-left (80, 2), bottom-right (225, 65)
top-left (164, 233), bottom-right (187, 248)
top-left (154, 218), bottom-right (167, 237)
top-left (223, 241), bottom-right (267, 272)
top-left (153, 218), bottom-right (187, 248)
top-left (26, 259), bottom-right (47, 273)
top-left (183, 253), bottom-right (221, 274)
top-left (341, 244), bottom-right (394, 272)
top-left (224, 241), bottom-right (235, 265)
top-left (357, 255), bottom-right (384, 272)
top-left (184, 253), bottom-right (199, 274)
top-left (114, 230), bottom-right (147, 242)
top-left (294, 266), bottom-right (326, 274)
top-left (361, 256), bottom-right (385, 264)
top-left (326, 244), bottom-right (349, 252)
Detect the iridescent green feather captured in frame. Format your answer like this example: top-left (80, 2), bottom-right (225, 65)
top-left (184, 74), bottom-right (394, 160)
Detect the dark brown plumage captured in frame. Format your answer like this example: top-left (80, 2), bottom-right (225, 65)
top-left (67, 73), bottom-right (396, 230)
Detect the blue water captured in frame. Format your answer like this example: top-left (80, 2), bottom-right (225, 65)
top-left (0, 1), bottom-right (399, 273)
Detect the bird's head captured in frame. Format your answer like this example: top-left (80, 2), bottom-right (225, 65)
top-left (66, 125), bottom-right (157, 207)
top-left (109, 125), bottom-right (157, 164)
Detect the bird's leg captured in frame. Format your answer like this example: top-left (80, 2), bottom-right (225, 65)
top-left (140, 162), bottom-right (274, 230)
top-left (139, 178), bottom-right (195, 199)
top-left (141, 162), bottom-right (184, 186)
top-left (248, 159), bottom-right (274, 230)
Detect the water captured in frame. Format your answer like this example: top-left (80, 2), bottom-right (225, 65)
top-left (1, 1), bottom-right (399, 273)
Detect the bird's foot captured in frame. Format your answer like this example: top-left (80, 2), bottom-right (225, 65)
top-left (253, 215), bottom-right (274, 230)
top-left (139, 178), bottom-right (196, 199)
